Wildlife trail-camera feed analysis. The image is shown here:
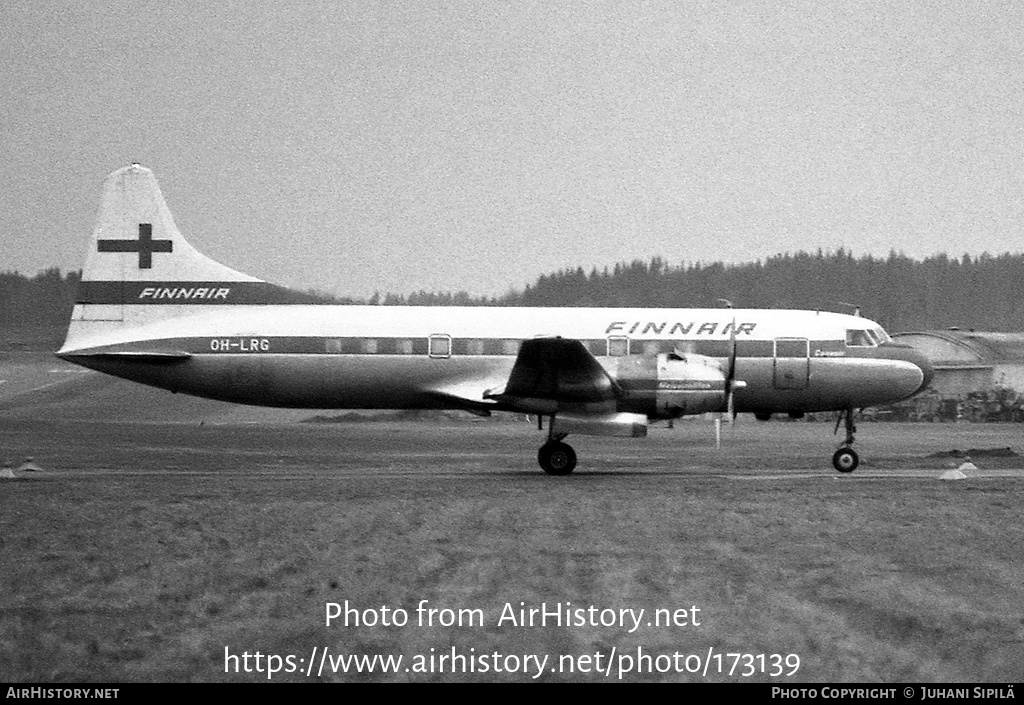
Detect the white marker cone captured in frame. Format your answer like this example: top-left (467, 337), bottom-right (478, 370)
top-left (17, 457), bottom-right (42, 472)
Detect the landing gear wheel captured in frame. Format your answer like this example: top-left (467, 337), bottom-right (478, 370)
top-left (538, 441), bottom-right (577, 476)
top-left (832, 447), bottom-right (859, 473)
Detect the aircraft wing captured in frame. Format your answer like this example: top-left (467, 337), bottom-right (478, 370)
top-left (485, 337), bottom-right (620, 413)
top-left (424, 377), bottom-right (504, 416)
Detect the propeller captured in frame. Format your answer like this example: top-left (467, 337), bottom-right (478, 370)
top-left (715, 299), bottom-right (746, 448)
top-left (717, 299), bottom-right (741, 427)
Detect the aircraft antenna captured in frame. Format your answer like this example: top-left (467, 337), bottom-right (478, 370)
top-left (838, 301), bottom-right (862, 317)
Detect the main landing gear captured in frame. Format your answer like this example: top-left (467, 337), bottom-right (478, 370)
top-left (538, 439), bottom-right (576, 475)
top-left (832, 408), bottom-right (859, 473)
top-left (537, 418), bottom-right (577, 475)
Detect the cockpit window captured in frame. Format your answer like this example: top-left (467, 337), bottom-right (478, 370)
top-left (846, 329), bottom-right (875, 347)
top-left (873, 327), bottom-right (891, 344)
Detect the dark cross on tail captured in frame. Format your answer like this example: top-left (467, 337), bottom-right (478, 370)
top-left (97, 223), bottom-right (173, 269)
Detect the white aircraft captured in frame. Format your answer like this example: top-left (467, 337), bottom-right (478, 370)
top-left (58, 165), bottom-right (933, 475)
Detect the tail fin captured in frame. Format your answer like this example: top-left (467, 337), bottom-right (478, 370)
top-left (80, 163), bottom-right (260, 286)
top-left (61, 164), bottom-right (278, 353)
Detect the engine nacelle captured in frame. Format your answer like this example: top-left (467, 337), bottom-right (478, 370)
top-left (551, 412), bottom-right (648, 438)
top-left (614, 352), bottom-right (727, 419)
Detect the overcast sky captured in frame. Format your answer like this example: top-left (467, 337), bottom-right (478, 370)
top-left (3, 1), bottom-right (1023, 298)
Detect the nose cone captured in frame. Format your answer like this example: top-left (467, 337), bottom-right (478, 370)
top-left (880, 342), bottom-right (935, 397)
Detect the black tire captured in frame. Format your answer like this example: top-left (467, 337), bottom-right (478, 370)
top-left (538, 441), bottom-right (577, 476)
top-left (832, 447), bottom-right (859, 473)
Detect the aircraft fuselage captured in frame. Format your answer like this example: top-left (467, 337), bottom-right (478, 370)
top-left (61, 305), bottom-right (930, 418)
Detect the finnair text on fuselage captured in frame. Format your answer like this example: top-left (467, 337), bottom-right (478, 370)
top-left (605, 321), bottom-right (757, 336)
top-left (138, 287), bottom-right (231, 300)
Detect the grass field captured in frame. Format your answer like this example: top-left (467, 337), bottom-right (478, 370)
top-left (1, 356), bottom-right (1023, 682)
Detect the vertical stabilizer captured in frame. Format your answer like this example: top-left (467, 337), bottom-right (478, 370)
top-left (81, 164), bottom-right (260, 284)
top-left (60, 164), bottom-right (264, 352)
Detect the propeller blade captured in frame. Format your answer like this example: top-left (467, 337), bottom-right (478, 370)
top-left (726, 375), bottom-right (737, 427)
top-left (710, 299), bottom-right (740, 446)
top-left (718, 299), bottom-right (738, 426)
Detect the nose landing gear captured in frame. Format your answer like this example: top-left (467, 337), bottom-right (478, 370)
top-left (832, 408), bottom-right (859, 473)
top-left (832, 446), bottom-right (859, 473)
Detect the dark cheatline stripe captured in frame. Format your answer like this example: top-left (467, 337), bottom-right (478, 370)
top-left (76, 281), bottom-right (336, 305)
top-left (66, 336), bottom-right (845, 358)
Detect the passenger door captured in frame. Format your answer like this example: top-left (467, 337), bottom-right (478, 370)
top-left (773, 338), bottom-right (809, 390)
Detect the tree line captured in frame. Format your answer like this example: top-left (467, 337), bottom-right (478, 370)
top-left (1, 268), bottom-right (81, 329)
top-left (506, 250), bottom-right (1024, 332)
top-left (3, 250), bottom-right (1024, 333)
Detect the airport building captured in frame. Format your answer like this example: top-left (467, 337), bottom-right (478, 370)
top-left (891, 330), bottom-right (1024, 421)
top-left (893, 330), bottom-right (1024, 396)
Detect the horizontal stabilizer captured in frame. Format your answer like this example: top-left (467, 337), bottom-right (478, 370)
top-left (58, 350), bottom-right (191, 362)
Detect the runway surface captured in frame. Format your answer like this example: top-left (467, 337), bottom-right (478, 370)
top-left (3, 414), bottom-right (1022, 478)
